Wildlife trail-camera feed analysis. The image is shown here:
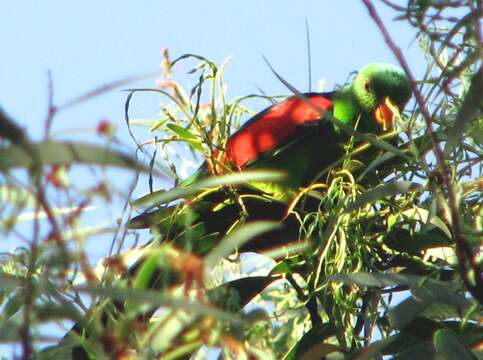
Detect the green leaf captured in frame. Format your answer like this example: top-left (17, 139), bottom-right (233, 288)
top-left (384, 228), bottom-right (451, 255)
top-left (282, 323), bottom-right (338, 360)
top-left (388, 280), bottom-right (471, 329)
top-left (35, 343), bottom-right (81, 360)
top-left (399, 207), bottom-right (452, 239)
top-left (401, 317), bottom-right (442, 341)
top-left (434, 329), bottom-right (476, 360)
top-left (0, 185), bottom-right (36, 207)
top-left (0, 272), bottom-right (21, 291)
top-left (2, 292), bottom-right (24, 320)
top-left (36, 303), bottom-right (83, 321)
top-left (0, 319), bottom-right (22, 342)
top-left (259, 240), bottom-right (310, 260)
top-left (357, 151), bottom-right (397, 181)
top-left (411, 280), bottom-right (470, 310)
top-left (330, 272), bottom-right (472, 331)
top-left (330, 272), bottom-right (417, 288)
top-left (166, 123), bottom-right (198, 140)
top-left (400, 317), bottom-right (483, 348)
top-left (73, 284), bottom-right (242, 323)
top-left (371, 333), bottom-right (427, 358)
top-left (443, 67), bottom-right (483, 156)
top-left (165, 123), bottom-right (204, 152)
top-left (1, 206), bottom-right (97, 229)
top-left (204, 221), bottom-right (280, 269)
top-left (345, 181), bottom-right (422, 212)
top-left (209, 276), bottom-right (279, 311)
top-left (391, 341), bottom-right (435, 360)
top-left (388, 295), bottom-right (432, 330)
top-left (132, 170), bottom-right (286, 208)
top-left (0, 141), bottom-right (151, 173)
top-left (270, 255), bottom-right (307, 275)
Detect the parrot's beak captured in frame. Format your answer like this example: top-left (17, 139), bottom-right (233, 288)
top-left (372, 97), bottom-right (397, 131)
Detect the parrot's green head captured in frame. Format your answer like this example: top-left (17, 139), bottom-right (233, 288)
top-left (352, 63), bottom-right (411, 131)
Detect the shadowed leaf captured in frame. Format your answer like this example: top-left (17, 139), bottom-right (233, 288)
top-left (345, 181), bottom-right (423, 212)
top-left (434, 329), bottom-right (475, 360)
top-left (443, 66), bottom-right (483, 156)
top-left (388, 280), bottom-right (471, 329)
top-left (0, 141), bottom-right (153, 173)
top-left (330, 272), bottom-right (417, 288)
top-left (73, 284), bottom-right (242, 323)
top-left (282, 323), bottom-right (338, 360)
top-left (209, 275), bottom-right (280, 311)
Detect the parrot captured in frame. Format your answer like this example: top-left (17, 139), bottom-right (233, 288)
top-left (127, 63), bottom-right (412, 252)
top-left (63, 63), bottom-right (411, 359)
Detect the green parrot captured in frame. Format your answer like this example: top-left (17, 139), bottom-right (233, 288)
top-left (128, 63), bottom-right (411, 252)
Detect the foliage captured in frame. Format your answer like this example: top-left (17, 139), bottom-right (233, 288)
top-left (0, 1), bottom-right (481, 359)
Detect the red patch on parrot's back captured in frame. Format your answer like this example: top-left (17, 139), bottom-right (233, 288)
top-left (226, 95), bottom-right (332, 167)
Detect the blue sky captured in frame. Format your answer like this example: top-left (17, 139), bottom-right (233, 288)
top-left (0, 1), bottom-right (427, 357)
top-left (1, 1), bottom-right (425, 139)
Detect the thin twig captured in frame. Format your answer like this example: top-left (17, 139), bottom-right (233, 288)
top-left (305, 18), bottom-right (312, 92)
top-left (44, 70), bottom-right (57, 139)
top-left (58, 71), bottom-right (158, 110)
top-left (286, 274), bottom-right (323, 326)
top-left (20, 200), bottom-right (41, 360)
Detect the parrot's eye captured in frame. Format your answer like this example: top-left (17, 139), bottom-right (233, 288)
top-left (364, 80), bottom-right (371, 93)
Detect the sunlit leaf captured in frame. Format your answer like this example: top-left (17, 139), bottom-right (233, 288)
top-left (205, 221), bottom-right (280, 269)
top-left (166, 123), bottom-right (198, 140)
top-left (399, 207), bottom-right (452, 239)
top-left (132, 170), bottom-right (286, 208)
top-left (330, 272), bottom-right (417, 288)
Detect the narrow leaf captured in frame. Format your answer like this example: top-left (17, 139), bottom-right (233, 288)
top-left (345, 181), bottom-right (422, 212)
top-left (166, 123), bottom-right (198, 140)
top-left (132, 170), bottom-right (286, 208)
top-left (204, 221), bottom-right (280, 269)
top-left (0, 141), bottom-right (154, 173)
top-left (388, 280), bottom-right (471, 329)
top-left (209, 276), bottom-right (280, 311)
top-left (443, 66), bottom-right (483, 156)
top-left (282, 323), bottom-right (338, 360)
top-left (330, 272), bottom-right (417, 288)
top-left (74, 284), bottom-right (242, 323)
